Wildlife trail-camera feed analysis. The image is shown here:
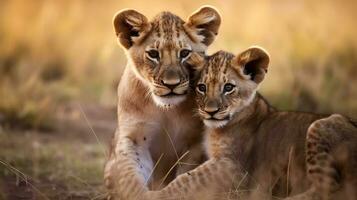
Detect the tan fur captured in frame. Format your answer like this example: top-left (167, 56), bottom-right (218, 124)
top-left (145, 48), bottom-right (357, 200)
top-left (104, 6), bottom-right (221, 200)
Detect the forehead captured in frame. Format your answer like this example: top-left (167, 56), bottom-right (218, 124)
top-left (200, 51), bottom-right (238, 84)
top-left (147, 12), bottom-right (191, 48)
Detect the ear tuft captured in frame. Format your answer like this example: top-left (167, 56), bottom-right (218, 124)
top-left (235, 46), bottom-right (270, 84)
top-left (185, 52), bottom-right (206, 81)
top-left (185, 6), bottom-right (221, 46)
top-left (113, 9), bottom-right (150, 49)
top-left (186, 52), bottom-right (205, 71)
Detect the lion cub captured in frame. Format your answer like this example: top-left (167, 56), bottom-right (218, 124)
top-left (104, 6), bottom-right (222, 200)
top-left (146, 47), bottom-right (357, 200)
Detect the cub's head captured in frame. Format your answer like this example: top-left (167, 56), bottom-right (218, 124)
top-left (113, 7), bottom-right (221, 107)
top-left (194, 47), bottom-right (270, 128)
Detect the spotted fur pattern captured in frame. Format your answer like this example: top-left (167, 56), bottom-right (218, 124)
top-left (146, 48), bottom-right (357, 200)
top-left (145, 158), bottom-right (241, 200)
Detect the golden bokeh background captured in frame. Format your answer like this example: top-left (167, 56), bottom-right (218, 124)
top-left (1, 0), bottom-right (357, 128)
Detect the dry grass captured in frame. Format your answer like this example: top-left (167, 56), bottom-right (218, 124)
top-left (0, 102), bottom-right (116, 199)
top-left (0, 130), bottom-right (107, 199)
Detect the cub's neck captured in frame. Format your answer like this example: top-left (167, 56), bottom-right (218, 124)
top-left (207, 92), bottom-right (275, 136)
top-left (205, 93), bottom-right (275, 158)
top-left (228, 93), bottom-right (274, 129)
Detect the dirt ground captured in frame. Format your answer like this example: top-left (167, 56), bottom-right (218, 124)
top-left (0, 102), bottom-right (117, 200)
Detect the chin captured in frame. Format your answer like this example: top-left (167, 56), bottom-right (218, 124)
top-left (152, 94), bottom-right (186, 108)
top-left (203, 119), bottom-right (229, 128)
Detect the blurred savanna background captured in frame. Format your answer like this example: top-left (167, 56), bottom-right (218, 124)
top-left (0, 0), bottom-right (356, 199)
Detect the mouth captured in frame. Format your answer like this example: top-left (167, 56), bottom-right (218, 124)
top-left (152, 92), bottom-right (187, 108)
top-left (206, 116), bottom-right (230, 121)
top-left (202, 116), bottom-right (230, 128)
top-left (161, 91), bottom-right (187, 97)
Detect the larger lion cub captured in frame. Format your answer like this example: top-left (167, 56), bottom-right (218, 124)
top-left (104, 7), bottom-right (221, 200)
top-left (146, 48), bottom-right (357, 200)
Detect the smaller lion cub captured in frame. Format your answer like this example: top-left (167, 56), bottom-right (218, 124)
top-left (145, 47), bottom-right (357, 200)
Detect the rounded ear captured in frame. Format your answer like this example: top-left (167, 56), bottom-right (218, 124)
top-left (235, 46), bottom-right (270, 84)
top-left (184, 6), bottom-right (221, 47)
top-left (113, 9), bottom-right (151, 49)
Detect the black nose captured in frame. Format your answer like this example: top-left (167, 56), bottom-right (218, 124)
top-left (206, 110), bottom-right (219, 117)
top-left (161, 69), bottom-right (181, 90)
top-left (204, 100), bottom-right (220, 117)
top-left (161, 80), bottom-right (180, 90)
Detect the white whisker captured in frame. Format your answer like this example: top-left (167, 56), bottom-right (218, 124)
top-left (77, 103), bottom-right (107, 157)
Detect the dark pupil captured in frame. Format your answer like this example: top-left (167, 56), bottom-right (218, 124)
top-left (198, 84), bottom-right (206, 92)
top-left (180, 50), bottom-right (190, 58)
top-left (148, 50), bottom-right (159, 59)
top-left (224, 84), bottom-right (234, 92)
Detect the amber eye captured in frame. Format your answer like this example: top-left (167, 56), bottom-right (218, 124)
top-left (179, 49), bottom-right (191, 59)
top-left (146, 50), bottom-right (160, 60)
top-left (223, 83), bottom-right (235, 93)
top-left (197, 84), bottom-right (206, 93)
